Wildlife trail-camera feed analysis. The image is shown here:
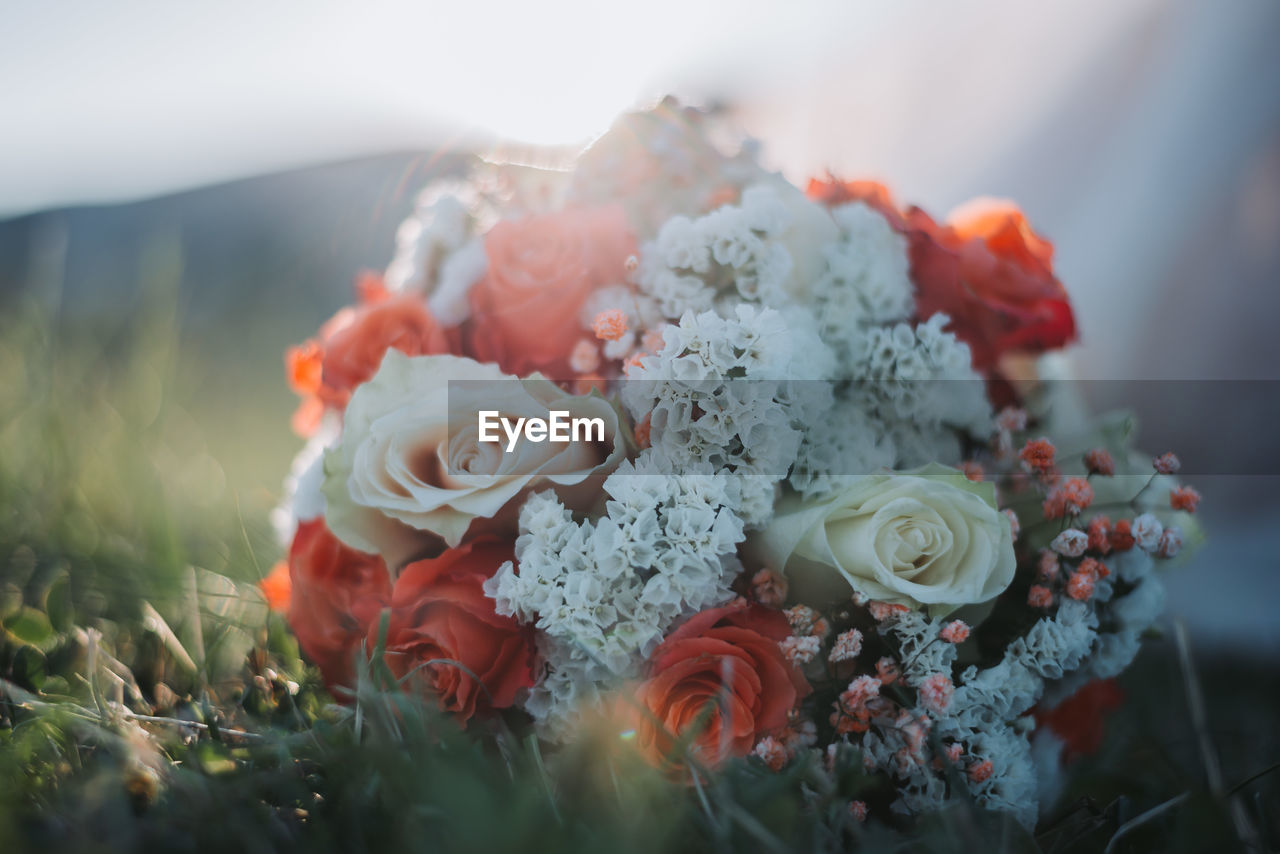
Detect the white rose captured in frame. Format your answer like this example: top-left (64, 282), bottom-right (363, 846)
top-left (751, 465), bottom-right (1016, 615)
top-left (321, 350), bottom-right (625, 566)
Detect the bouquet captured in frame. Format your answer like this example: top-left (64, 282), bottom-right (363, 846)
top-left (268, 100), bottom-right (1201, 829)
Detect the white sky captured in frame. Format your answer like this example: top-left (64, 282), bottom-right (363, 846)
top-left (0, 0), bottom-right (898, 215)
top-left (1, 0), bottom-right (1182, 217)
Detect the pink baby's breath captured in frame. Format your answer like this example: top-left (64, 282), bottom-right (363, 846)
top-left (779, 635), bottom-right (821, 667)
top-left (753, 736), bottom-right (788, 771)
top-left (1066, 571), bottom-right (1095, 601)
top-left (1087, 516), bottom-right (1112, 555)
top-left (592, 309), bottom-right (629, 341)
top-left (1077, 557), bottom-right (1109, 581)
top-left (1028, 585), bottom-right (1054, 608)
top-left (1132, 513), bottom-right (1163, 551)
top-left (918, 673), bottom-right (954, 715)
top-left (1170, 485), bottom-right (1201, 513)
top-left (1019, 438), bottom-right (1056, 475)
top-left (1080, 560), bottom-right (1111, 581)
top-left (832, 675), bottom-right (882, 734)
top-left (1043, 478), bottom-right (1094, 519)
top-left (1084, 448), bottom-right (1115, 476)
top-left (996, 407), bottom-right (1028, 433)
top-left (1157, 526), bottom-right (1184, 558)
top-left (785, 604), bottom-right (829, 638)
top-left (1037, 550), bottom-right (1060, 580)
top-left (569, 339), bottom-right (601, 374)
top-left (845, 675), bottom-right (882, 706)
top-left (829, 629), bottom-right (864, 663)
top-left (868, 600), bottom-right (910, 622)
top-left (750, 568), bottom-right (788, 607)
top-left (1110, 518), bottom-right (1136, 551)
top-left (967, 759), bottom-right (995, 783)
top-left (1050, 529), bottom-right (1089, 557)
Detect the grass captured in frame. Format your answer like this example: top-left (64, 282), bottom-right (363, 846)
top-left (1, 241), bottom-right (1277, 852)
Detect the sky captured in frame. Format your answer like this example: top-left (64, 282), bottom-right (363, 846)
top-left (0, 0), bottom-right (1182, 217)
top-left (0, 0), bottom-right (896, 216)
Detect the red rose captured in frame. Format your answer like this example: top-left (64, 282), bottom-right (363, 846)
top-left (1035, 678), bottom-right (1125, 761)
top-left (631, 600), bottom-right (810, 769)
top-left (909, 201), bottom-right (1076, 371)
top-left (286, 276), bottom-right (453, 435)
top-left (378, 537), bottom-right (536, 722)
top-left (806, 178), bottom-right (1076, 373)
top-left (287, 519), bottom-right (392, 690)
top-left (466, 206), bottom-right (636, 378)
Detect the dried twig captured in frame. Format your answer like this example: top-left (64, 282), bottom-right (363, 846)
top-left (1104, 792), bottom-right (1189, 854)
top-left (123, 710), bottom-right (265, 741)
top-left (1173, 620), bottom-right (1261, 851)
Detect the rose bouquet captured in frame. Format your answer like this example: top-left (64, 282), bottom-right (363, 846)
top-left (268, 101), bottom-right (1201, 829)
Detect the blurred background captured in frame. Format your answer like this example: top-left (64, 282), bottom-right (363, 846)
top-left (1, 0), bottom-right (1277, 652)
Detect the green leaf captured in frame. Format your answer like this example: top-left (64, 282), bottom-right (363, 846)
top-left (5, 606), bottom-right (55, 649)
top-left (0, 583), bottom-right (22, 620)
top-left (12, 644), bottom-right (47, 690)
top-left (37, 675), bottom-right (71, 697)
top-left (45, 573), bottom-right (74, 633)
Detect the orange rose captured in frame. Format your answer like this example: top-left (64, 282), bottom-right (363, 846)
top-left (631, 600), bottom-right (809, 769)
top-left (286, 276), bottom-right (453, 434)
top-left (259, 561), bottom-right (292, 613)
top-left (806, 177), bottom-right (901, 226)
top-left (806, 178), bottom-right (1076, 374)
top-left (379, 537), bottom-right (536, 722)
top-left (467, 206), bottom-right (635, 378)
top-left (287, 519), bottom-right (392, 690)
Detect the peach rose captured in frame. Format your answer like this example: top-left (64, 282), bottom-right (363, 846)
top-left (467, 206), bottom-right (636, 377)
top-left (631, 600), bottom-right (809, 769)
top-left (286, 277), bottom-right (453, 434)
top-left (287, 519), bottom-right (391, 690)
top-left (379, 537), bottom-right (536, 722)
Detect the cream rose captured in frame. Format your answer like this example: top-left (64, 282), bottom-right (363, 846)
top-left (321, 350), bottom-right (624, 566)
top-left (752, 466), bottom-right (1015, 614)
